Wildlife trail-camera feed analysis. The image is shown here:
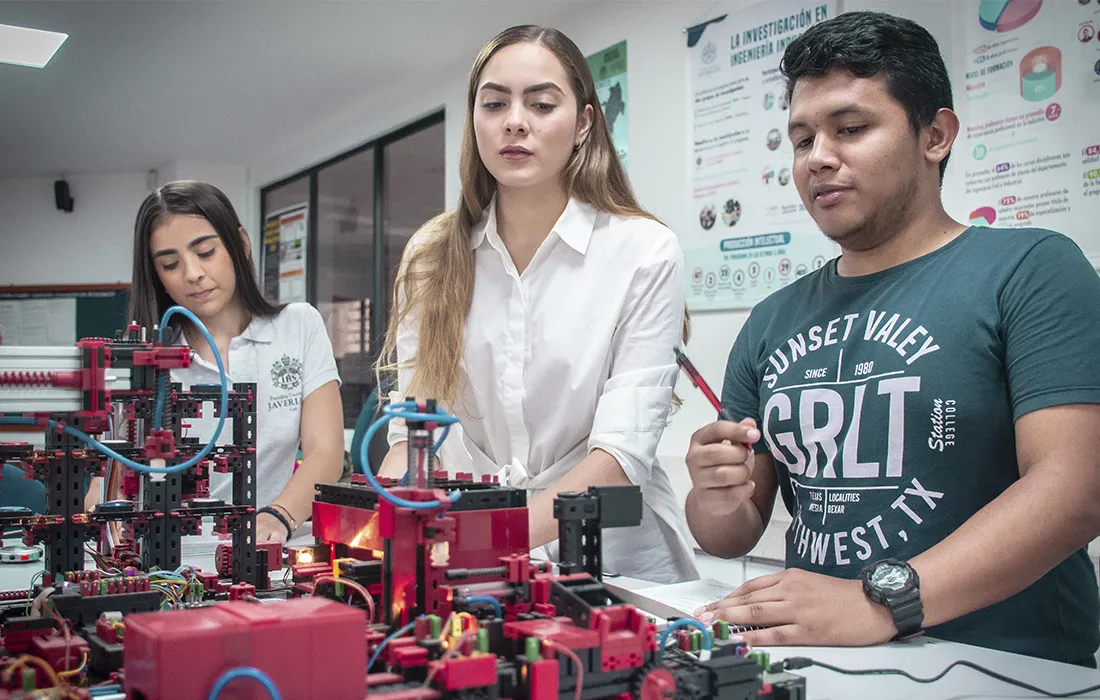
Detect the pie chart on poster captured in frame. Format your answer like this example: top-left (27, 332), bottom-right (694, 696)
top-left (979, 0), bottom-right (1042, 32)
top-left (969, 206), bottom-right (997, 226)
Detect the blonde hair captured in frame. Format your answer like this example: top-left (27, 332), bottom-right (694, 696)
top-left (379, 25), bottom-right (689, 406)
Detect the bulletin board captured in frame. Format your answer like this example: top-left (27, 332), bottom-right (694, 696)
top-left (0, 284), bottom-right (130, 347)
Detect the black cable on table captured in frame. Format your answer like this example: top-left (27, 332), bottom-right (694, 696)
top-left (770, 657), bottom-right (1100, 698)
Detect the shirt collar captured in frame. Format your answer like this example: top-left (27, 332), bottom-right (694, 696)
top-left (468, 201), bottom-right (494, 250)
top-left (469, 196), bottom-right (598, 256)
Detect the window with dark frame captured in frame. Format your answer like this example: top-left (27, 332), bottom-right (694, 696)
top-left (259, 111), bottom-right (445, 430)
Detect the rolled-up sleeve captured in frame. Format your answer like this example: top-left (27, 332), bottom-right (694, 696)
top-left (588, 233), bottom-right (684, 487)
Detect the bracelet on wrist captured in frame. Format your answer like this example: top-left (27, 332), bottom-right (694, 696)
top-left (269, 502), bottom-right (298, 531)
top-left (257, 506), bottom-right (292, 539)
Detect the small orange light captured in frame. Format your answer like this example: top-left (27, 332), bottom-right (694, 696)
top-left (296, 551), bottom-right (314, 565)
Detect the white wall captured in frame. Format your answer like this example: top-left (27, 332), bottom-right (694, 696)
top-left (0, 172), bottom-right (148, 285)
top-left (0, 163), bottom-right (252, 289)
top-left (160, 161), bottom-right (251, 236)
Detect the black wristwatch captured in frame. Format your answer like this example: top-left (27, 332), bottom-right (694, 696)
top-left (861, 558), bottom-right (924, 639)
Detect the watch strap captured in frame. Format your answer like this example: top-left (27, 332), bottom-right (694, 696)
top-left (888, 589), bottom-right (925, 639)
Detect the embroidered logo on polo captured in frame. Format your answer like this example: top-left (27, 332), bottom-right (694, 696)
top-left (759, 309), bottom-right (956, 570)
top-left (271, 355), bottom-right (303, 391)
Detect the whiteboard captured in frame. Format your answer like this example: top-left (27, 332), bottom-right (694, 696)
top-left (0, 298), bottom-right (76, 346)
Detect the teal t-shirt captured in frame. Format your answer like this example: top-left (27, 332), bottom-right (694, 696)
top-left (723, 227), bottom-right (1100, 665)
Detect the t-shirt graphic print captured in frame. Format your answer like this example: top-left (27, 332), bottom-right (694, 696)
top-left (723, 227), bottom-right (1100, 664)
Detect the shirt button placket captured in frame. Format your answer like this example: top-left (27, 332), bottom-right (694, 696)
top-left (504, 280), bottom-right (529, 464)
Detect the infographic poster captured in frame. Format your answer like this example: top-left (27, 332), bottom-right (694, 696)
top-left (955, 0), bottom-right (1100, 255)
top-left (586, 41), bottom-right (629, 171)
top-left (684, 1), bottom-right (839, 311)
top-left (262, 217), bottom-right (280, 300)
top-left (262, 204), bottom-right (308, 303)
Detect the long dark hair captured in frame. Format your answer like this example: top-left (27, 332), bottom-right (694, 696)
top-left (128, 180), bottom-right (282, 343)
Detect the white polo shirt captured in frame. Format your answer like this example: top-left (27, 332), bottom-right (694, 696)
top-left (390, 198), bottom-right (699, 584)
top-left (171, 302), bottom-right (340, 510)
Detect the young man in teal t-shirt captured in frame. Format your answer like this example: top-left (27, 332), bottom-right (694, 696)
top-left (685, 11), bottom-right (1100, 665)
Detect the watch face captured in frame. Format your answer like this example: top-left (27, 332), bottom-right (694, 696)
top-left (871, 563), bottom-right (911, 592)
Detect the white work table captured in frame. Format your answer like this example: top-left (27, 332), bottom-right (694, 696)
top-left (612, 575), bottom-right (1100, 699)
top-left (765, 640), bottom-right (1100, 699)
top-left (3, 553), bottom-right (1099, 698)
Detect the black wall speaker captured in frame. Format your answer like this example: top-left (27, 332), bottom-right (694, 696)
top-left (54, 179), bottom-right (74, 213)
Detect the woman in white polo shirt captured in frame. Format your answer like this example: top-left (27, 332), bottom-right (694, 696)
top-left (377, 26), bottom-right (698, 583)
top-left (87, 181), bottom-right (344, 543)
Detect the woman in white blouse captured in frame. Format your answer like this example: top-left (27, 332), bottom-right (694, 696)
top-left (378, 25), bottom-right (698, 583)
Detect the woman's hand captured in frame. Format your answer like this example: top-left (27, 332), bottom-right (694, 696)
top-left (256, 512), bottom-right (289, 543)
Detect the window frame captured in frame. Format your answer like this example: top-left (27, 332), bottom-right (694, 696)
top-left (259, 109), bottom-right (445, 427)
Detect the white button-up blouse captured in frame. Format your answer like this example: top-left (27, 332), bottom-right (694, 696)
top-left (390, 198), bottom-right (699, 583)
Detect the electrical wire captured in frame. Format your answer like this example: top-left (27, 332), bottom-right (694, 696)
top-left (151, 583), bottom-right (181, 608)
top-left (437, 613), bottom-right (458, 643)
top-left (175, 564), bottom-right (199, 580)
top-left (0, 305), bottom-right (228, 476)
top-left (58, 652), bottom-right (87, 680)
top-left (312, 575), bottom-right (375, 622)
top-left (454, 612), bottom-right (477, 632)
top-left (542, 639), bottom-right (584, 700)
top-left (770, 657), bottom-right (1100, 698)
top-left (658, 618), bottom-right (713, 655)
top-left (368, 621), bottom-right (417, 671)
top-left (424, 629), bottom-right (478, 689)
top-left (45, 600), bottom-right (73, 661)
top-left (25, 570), bottom-right (47, 614)
top-left (465, 595), bottom-right (503, 619)
top-left (4, 654), bottom-right (63, 689)
top-left (207, 666), bottom-right (281, 700)
top-left (30, 586), bottom-right (55, 616)
top-left (359, 402), bottom-right (461, 510)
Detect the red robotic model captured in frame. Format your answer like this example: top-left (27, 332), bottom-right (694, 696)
top-left (0, 388), bottom-right (808, 699)
top-left (0, 322), bottom-right (264, 583)
top-left (294, 401), bottom-right (808, 700)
